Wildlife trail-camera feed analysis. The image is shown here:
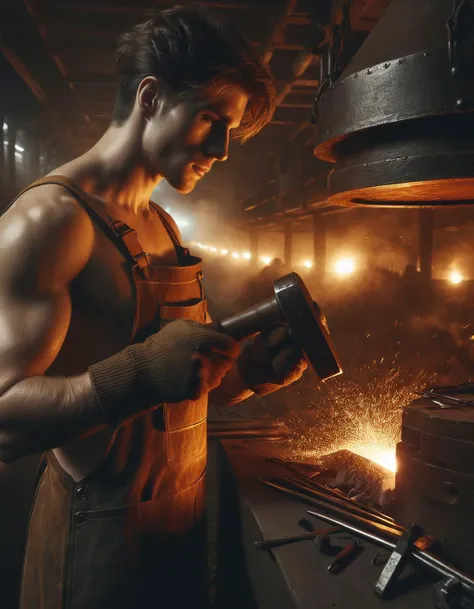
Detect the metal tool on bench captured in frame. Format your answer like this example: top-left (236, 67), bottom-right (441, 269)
top-left (306, 509), bottom-right (474, 597)
top-left (299, 517), bottom-right (332, 553)
top-left (327, 540), bottom-right (363, 574)
top-left (374, 523), bottom-right (430, 597)
top-left (213, 272), bottom-right (342, 382)
top-left (254, 526), bottom-right (339, 551)
top-left (434, 577), bottom-right (464, 609)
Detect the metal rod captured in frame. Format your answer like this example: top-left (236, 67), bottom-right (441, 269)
top-left (307, 510), bottom-right (474, 594)
top-left (307, 509), bottom-right (393, 548)
top-left (416, 391), bottom-right (474, 408)
top-left (208, 430), bottom-right (289, 439)
top-left (285, 477), bottom-right (399, 528)
top-left (260, 479), bottom-right (402, 538)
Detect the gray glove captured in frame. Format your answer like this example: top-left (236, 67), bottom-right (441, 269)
top-left (238, 326), bottom-right (307, 396)
top-left (89, 319), bottom-right (238, 425)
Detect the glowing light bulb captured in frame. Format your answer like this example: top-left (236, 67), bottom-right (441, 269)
top-left (260, 256), bottom-right (271, 265)
top-left (232, 252), bottom-right (240, 259)
top-left (220, 249), bottom-right (228, 255)
top-left (242, 251), bottom-right (252, 260)
top-left (335, 257), bottom-right (355, 277)
top-left (302, 260), bottom-right (313, 269)
top-left (209, 246), bottom-right (217, 253)
top-left (448, 270), bottom-right (463, 285)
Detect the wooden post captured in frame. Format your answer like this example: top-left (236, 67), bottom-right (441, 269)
top-left (250, 229), bottom-right (259, 266)
top-left (312, 214), bottom-right (327, 275)
top-left (418, 209), bottom-right (434, 281)
top-left (29, 128), bottom-right (40, 179)
top-left (7, 120), bottom-right (17, 191)
top-left (284, 223), bottom-right (293, 269)
top-left (0, 111), bottom-right (5, 184)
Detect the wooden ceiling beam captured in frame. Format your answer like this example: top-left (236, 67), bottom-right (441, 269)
top-left (263, 0), bottom-right (299, 66)
top-left (275, 52), bottom-right (316, 106)
top-left (43, 2), bottom-right (277, 15)
top-left (269, 120), bottom-right (297, 126)
top-left (287, 14), bottom-right (311, 26)
top-left (22, 0), bottom-right (71, 87)
top-left (279, 102), bottom-right (313, 108)
top-left (293, 79), bottom-right (319, 87)
top-left (0, 41), bottom-right (48, 104)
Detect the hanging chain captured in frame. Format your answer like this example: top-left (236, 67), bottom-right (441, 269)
top-left (311, 0), bottom-right (353, 124)
top-left (446, 0), bottom-right (469, 75)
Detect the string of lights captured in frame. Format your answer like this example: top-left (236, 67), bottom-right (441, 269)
top-left (191, 240), bottom-right (467, 285)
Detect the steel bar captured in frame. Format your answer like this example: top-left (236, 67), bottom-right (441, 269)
top-left (286, 476), bottom-right (397, 526)
top-left (281, 477), bottom-right (402, 531)
top-left (208, 430), bottom-right (289, 439)
top-left (260, 479), bottom-right (402, 538)
top-left (417, 391), bottom-right (474, 408)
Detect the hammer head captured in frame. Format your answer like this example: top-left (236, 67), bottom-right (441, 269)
top-left (216, 272), bottom-right (342, 382)
top-left (274, 273), bottom-right (342, 381)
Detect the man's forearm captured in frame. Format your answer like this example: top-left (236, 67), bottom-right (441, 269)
top-left (209, 362), bottom-right (253, 408)
top-left (0, 372), bottom-right (106, 463)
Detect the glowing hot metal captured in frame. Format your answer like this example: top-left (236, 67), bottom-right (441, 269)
top-left (347, 443), bottom-right (397, 473)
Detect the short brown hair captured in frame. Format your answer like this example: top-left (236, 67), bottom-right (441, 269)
top-left (113, 4), bottom-right (276, 141)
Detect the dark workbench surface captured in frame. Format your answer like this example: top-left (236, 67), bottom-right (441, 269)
top-left (215, 439), bottom-right (439, 609)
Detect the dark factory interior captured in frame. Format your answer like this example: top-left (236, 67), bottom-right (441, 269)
top-left (2, 0), bottom-right (474, 608)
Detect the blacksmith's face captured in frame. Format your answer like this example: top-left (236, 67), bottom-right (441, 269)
top-left (142, 86), bottom-right (249, 193)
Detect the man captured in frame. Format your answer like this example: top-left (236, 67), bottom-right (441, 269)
top-left (0, 6), bottom-right (306, 608)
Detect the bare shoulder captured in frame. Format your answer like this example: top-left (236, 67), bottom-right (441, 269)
top-left (0, 183), bottom-right (95, 289)
top-left (151, 202), bottom-right (182, 243)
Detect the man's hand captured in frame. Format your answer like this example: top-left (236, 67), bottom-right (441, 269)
top-left (89, 319), bottom-right (240, 426)
top-left (237, 326), bottom-right (307, 396)
top-left (149, 319), bottom-right (239, 400)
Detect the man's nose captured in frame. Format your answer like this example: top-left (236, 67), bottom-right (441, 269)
top-left (204, 127), bottom-right (229, 162)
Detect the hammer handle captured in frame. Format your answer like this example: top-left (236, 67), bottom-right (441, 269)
top-left (212, 295), bottom-right (283, 341)
top-left (254, 527), bottom-right (339, 551)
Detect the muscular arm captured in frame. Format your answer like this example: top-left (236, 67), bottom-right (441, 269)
top-left (0, 187), bottom-right (106, 463)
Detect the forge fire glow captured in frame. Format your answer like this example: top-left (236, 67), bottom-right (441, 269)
top-left (287, 366), bottom-right (431, 475)
top-left (346, 443), bottom-right (397, 472)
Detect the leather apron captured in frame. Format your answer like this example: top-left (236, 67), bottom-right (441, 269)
top-left (17, 176), bottom-right (209, 609)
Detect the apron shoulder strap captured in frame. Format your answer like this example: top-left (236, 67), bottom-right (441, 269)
top-left (151, 203), bottom-right (191, 264)
top-left (6, 175), bottom-right (149, 273)
top-left (151, 204), bottom-right (181, 247)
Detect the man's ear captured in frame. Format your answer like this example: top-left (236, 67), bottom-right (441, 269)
top-left (137, 76), bottom-right (160, 117)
